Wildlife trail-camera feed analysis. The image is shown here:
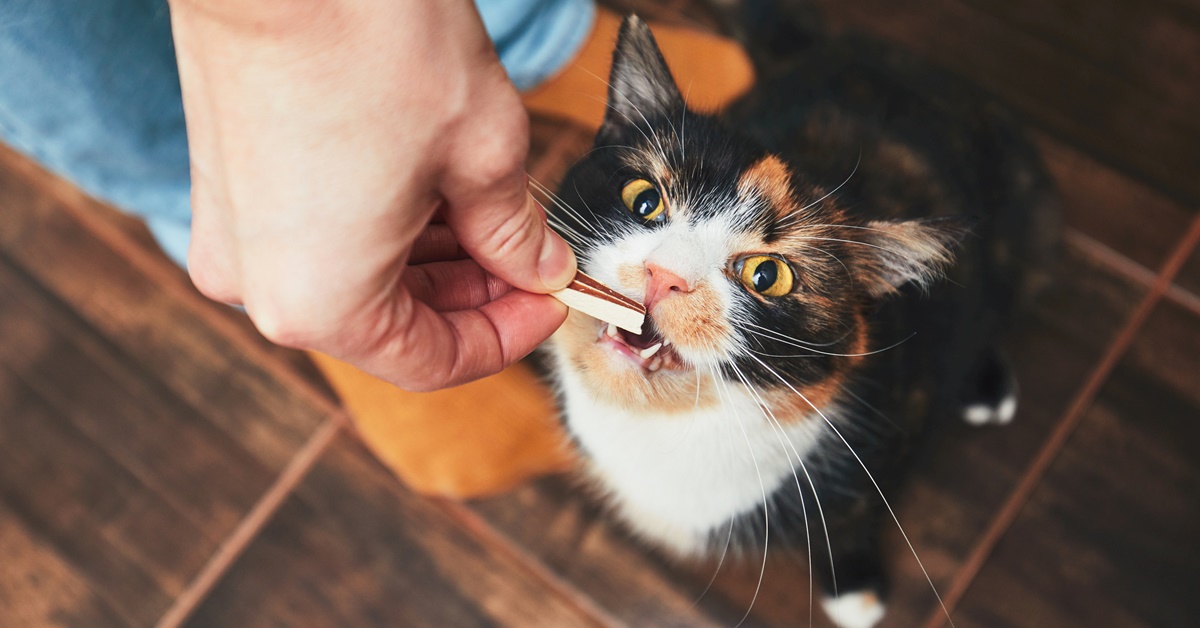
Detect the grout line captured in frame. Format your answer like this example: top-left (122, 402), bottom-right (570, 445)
top-left (432, 497), bottom-right (622, 628)
top-left (156, 412), bottom-right (348, 628)
top-left (923, 212), bottom-right (1200, 628)
top-left (1065, 229), bottom-right (1200, 319)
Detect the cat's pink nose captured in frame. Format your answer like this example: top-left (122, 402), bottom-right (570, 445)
top-left (644, 263), bottom-right (693, 311)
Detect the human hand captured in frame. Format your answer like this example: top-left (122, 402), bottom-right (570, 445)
top-left (167, 0), bottom-right (575, 391)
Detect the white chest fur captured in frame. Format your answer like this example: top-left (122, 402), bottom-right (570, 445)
top-left (557, 366), bottom-right (825, 556)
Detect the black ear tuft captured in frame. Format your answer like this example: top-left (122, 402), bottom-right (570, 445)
top-left (855, 217), bottom-right (968, 297)
top-left (601, 15), bottom-right (685, 135)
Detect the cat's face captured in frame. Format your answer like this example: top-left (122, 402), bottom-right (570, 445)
top-left (547, 17), bottom-right (958, 414)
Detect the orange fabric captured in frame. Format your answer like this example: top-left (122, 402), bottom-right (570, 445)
top-left (522, 8), bottom-right (755, 130)
top-left (310, 352), bottom-right (573, 498)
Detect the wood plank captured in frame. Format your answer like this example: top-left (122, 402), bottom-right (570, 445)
top-left (471, 477), bottom-right (738, 627)
top-left (1034, 135), bottom-right (1197, 290)
top-left (1178, 252), bottom-right (1200, 309)
top-left (0, 364), bottom-right (207, 624)
top-left (185, 434), bottom-right (601, 627)
top-left (0, 502), bottom-right (127, 627)
top-left (467, 241), bottom-right (1147, 626)
top-left (954, 338), bottom-right (1200, 626)
top-left (1119, 285), bottom-right (1200, 415)
top-left (0, 146), bottom-right (328, 470)
top-left (810, 0), bottom-right (1200, 206)
top-left (0, 257), bottom-right (273, 536)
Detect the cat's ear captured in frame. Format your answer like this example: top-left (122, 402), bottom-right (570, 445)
top-left (600, 15), bottom-right (685, 138)
top-left (853, 218), bottom-right (968, 297)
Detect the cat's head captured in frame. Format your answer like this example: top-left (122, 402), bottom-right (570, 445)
top-left (548, 16), bottom-right (962, 413)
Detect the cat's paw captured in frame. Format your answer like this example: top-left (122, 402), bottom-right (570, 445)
top-left (822, 590), bottom-right (886, 628)
top-left (962, 393), bottom-right (1017, 426)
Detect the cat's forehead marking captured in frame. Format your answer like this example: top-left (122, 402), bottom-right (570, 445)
top-left (618, 146), bottom-right (673, 190)
top-left (738, 155), bottom-right (799, 221)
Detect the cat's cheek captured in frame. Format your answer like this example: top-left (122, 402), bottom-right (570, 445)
top-left (651, 281), bottom-right (737, 358)
top-left (758, 379), bottom-right (845, 422)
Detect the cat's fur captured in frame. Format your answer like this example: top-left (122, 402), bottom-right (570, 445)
top-left (539, 10), bottom-right (1056, 627)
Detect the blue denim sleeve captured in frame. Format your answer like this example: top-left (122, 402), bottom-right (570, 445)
top-left (0, 0), bottom-right (594, 268)
top-left (478, 0), bottom-right (595, 91)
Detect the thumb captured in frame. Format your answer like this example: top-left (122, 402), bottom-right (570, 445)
top-left (442, 172), bottom-right (577, 294)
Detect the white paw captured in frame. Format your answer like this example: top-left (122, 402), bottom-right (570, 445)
top-left (822, 591), bottom-right (886, 628)
top-left (962, 394), bottom-right (1017, 426)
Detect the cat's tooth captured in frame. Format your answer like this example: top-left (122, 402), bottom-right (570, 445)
top-left (647, 356), bottom-right (663, 372)
top-left (662, 338), bottom-right (672, 347)
top-left (606, 323), bottom-right (621, 339)
top-left (639, 342), bottom-right (663, 359)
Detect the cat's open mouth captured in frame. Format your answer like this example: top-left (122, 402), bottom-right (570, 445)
top-left (596, 319), bottom-right (686, 373)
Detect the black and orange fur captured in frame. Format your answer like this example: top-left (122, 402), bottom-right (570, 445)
top-left (541, 5), bottom-right (1057, 621)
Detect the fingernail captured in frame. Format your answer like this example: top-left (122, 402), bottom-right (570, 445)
top-left (538, 226), bottom-right (577, 291)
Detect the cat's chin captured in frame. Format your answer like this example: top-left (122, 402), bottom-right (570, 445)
top-left (553, 312), bottom-right (719, 413)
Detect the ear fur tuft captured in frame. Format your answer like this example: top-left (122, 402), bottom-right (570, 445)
top-left (857, 218), bottom-right (967, 297)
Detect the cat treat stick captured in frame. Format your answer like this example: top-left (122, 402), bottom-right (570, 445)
top-left (551, 271), bottom-right (646, 335)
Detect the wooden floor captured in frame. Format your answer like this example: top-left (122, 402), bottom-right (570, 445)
top-left (2, 1), bottom-right (1198, 626)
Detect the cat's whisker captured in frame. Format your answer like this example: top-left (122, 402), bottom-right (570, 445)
top-left (708, 365), bottom-right (770, 628)
top-left (680, 81), bottom-right (691, 165)
top-left (579, 66), bottom-right (677, 170)
top-left (535, 200), bottom-right (590, 238)
top-left (528, 178), bottom-right (592, 229)
top-left (581, 86), bottom-right (671, 167)
top-left (692, 517), bottom-right (736, 609)
top-left (743, 327), bottom-right (918, 358)
top-left (793, 235), bottom-right (918, 261)
top-left (690, 371), bottom-right (736, 609)
top-left (728, 363), bottom-right (823, 625)
top-left (777, 152), bottom-right (862, 229)
top-left (741, 319), bottom-right (851, 348)
top-left (793, 243), bottom-right (852, 281)
top-left (542, 215), bottom-right (588, 245)
top-left (746, 354), bottom-right (958, 628)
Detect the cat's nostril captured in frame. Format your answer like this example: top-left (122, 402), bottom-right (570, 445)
top-left (645, 263), bottom-right (692, 310)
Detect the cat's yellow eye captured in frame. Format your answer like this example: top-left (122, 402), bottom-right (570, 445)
top-left (737, 255), bottom-right (795, 297)
top-left (621, 179), bottom-right (666, 222)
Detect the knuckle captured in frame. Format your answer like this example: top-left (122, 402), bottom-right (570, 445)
top-left (249, 307), bottom-right (312, 349)
top-left (187, 254), bottom-right (238, 304)
top-left (479, 207), bottom-right (540, 260)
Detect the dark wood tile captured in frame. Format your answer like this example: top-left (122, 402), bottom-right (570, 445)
top-left (810, 0), bottom-right (1200, 207)
top-left (186, 434), bottom-right (599, 628)
top-left (1118, 277), bottom-right (1200, 412)
top-left (0, 342), bottom-right (215, 624)
top-left (1035, 135), bottom-right (1194, 283)
top-left (0, 502), bottom-right (127, 627)
top-left (0, 145), bottom-right (338, 624)
top-left (468, 241), bottom-right (1147, 626)
top-left (0, 147), bottom-right (329, 469)
top-left (471, 477), bottom-right (737, 627)
top-left (0, 379), bottom-right (184, 624)
top-left (953, 304), bottom-right (1200, 627)
top-left (0, 258), bottom-right (273, 533)
top-left (1175, 248), bottom-right (1200, 309)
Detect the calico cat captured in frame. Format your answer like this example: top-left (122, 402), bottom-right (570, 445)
top-left (539, 12), bottom-right (1056, 628)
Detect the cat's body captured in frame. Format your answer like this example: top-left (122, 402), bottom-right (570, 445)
top-left (540, 11), bottom-right (1056, 628)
